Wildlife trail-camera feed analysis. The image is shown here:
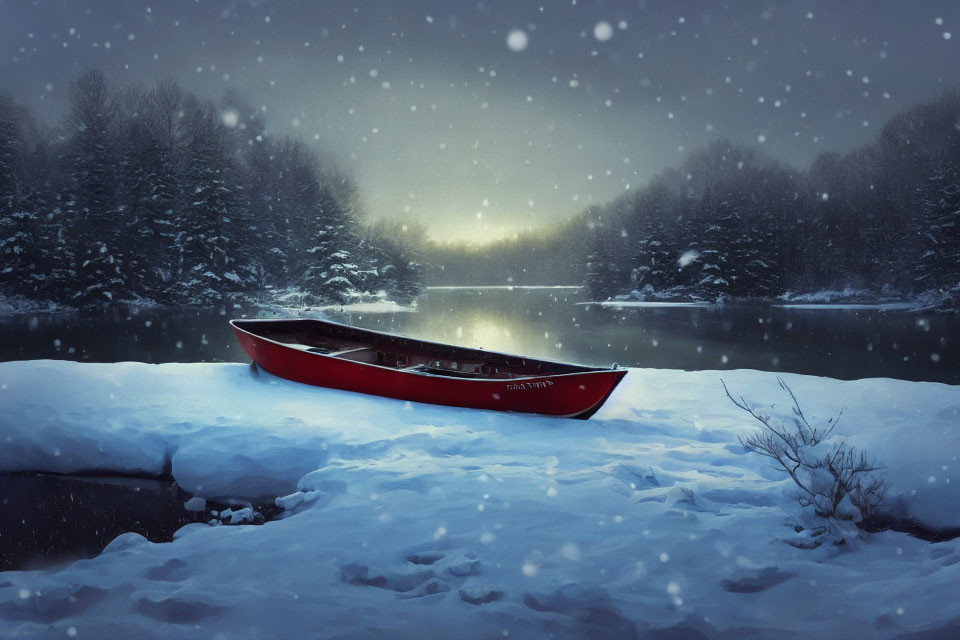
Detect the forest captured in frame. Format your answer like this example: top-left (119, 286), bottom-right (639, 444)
top-left (583, 92), bottom-right (960, 306)
top-left (0, 69), bottom-right (425, 310)
top-left (426, 92), bottom-right (960, 310)
top-left (3, 74), bottom-right (958, 311)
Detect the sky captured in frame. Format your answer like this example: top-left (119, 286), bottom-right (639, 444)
top-left (1, 0), bottom-right (957, 242)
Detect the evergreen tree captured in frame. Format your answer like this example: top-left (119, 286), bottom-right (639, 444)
top-left (242, 134), bottom-right (284, 291)
top-left (914, 153), bottom-right (960, 292)
top-left (0, 71), bottom-right (427, 308)
top-left (138, 79), bottom-right (190, 301)
top-left (300, 185), bottom-right (362, 303)
top-left (585, 210), bottom-right (629, 300)
top-left (367, 219), bottom-right (427, 304)
top-left (0, 93), bottom-right (19, 214)
top-left (176, 101), bottom-right (243, 304)
top-left (904, 94), bottom-right (960, 296)
top-left (63, 69), bottom-right (127, 304)
top-left (627, 181), bottom-right (679, 292)
top-left (0, 92), bottom-right (34, 292)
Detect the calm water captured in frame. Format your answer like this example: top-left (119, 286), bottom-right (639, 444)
top-left (0, 474), bottom-right (197, 572)
top-left (0, 287), bottom-right (956, 384)
top-left (0, 472), bottom-right (279, 571)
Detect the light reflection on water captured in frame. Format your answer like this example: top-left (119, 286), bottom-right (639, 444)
top-left (330, 288), bottom-right (957, 384)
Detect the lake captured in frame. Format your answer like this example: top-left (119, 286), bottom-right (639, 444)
top-left (1, 287), bottom-right (956, 384)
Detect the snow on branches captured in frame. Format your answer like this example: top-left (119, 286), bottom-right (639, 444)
top-left (723, 377), bottom-right (887, 547)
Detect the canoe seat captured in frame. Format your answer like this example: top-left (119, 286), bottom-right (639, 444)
top-left (329, 347), bottom-right (372, 357)
top-left (285, 343), bottom-right (331, 353)
top-left (329, 347), bottom-right (380, 364)
top-left (405, 364), bottom-right (488, 379)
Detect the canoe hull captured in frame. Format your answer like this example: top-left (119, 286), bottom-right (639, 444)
top-left (230, 321), bottom-right (626, 419)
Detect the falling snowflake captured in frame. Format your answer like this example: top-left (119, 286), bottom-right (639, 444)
top-left (594, 21), bottom-right (613, 41)
top-left (506, 29), bottom-right (528, 51)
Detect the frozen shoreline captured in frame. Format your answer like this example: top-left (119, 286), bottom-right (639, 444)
top-left (1, 360), bottom-right (958, 638)
top-left (583, 285), bottom-right (953, 313)
top-left (578, 300), bottom-right (713, 308)
top-left (773, 302), bottom-right (925, 311)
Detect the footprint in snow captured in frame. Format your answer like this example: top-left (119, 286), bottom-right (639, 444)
top-left (719, 566), bottom-right (796, 593)
top-left (144, 558), bottom-right (190, 582)
top-left (0, 585), bottom-right (109, 623)
top-left (341, 550), bottom-right (486, 600)
top-left (340, 562), bottom-right (436, 594)
top-left (137, 596), bottom-right (223, 624)
top-left (523, 584), bottom-right (635, 634)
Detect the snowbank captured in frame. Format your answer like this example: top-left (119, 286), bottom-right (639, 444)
top-left (1, 361), bottom-right (959, 638)
top-left (314, 300), bottom-right (417, 313)
top-left (255, 296), bottom-right (417, 318)
top-left (774, 302), bottom-right (919, 311)
top-left (0, 293), bottom-right (72, 316)
top-left (776, 287), bottom-right (946, 312)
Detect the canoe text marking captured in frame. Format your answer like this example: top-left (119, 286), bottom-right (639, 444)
top-left (506, 381), bottom-right (555, 391)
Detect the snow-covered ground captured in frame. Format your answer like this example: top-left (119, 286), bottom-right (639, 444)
top-left (777, 288), bottom-right (948, 312)
top-left (257, 300), bottom-right (417, 317)
top-left (0, 293), bottom-right (72, 316)
top-left (1, 361), bottom-right (958, 639)
top-left (255, 289), bottom-right (417, 317)
top-left (595, 285), bottom-right (955, 313)
top-left (774, 302), bottom-right (920, 311)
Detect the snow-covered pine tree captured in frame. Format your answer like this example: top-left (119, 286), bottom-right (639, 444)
top-left (63, 69), bottom-right (127, 305)
top-left (584, 209), bottom-right (629, 300)
top-left (114, 83), bottom-right (167, 299)
top-left (0, 92), bottom-right (19, 213)
top-left (241, 132), bottom-right (284, 291)
top-left (688, 185), bottom-right (735, 299)
top-left (908, 94), bottom-right (960, 301)
top-left (299, 184), bottom-right (362, 304)
top-left (14, 119), bottom-right (63, 297)
top-left (914, 154), bottom-right (960, 293)
top-left (626, 180), bottom-right (679, 292)
top-left (215, 92), bottom-right (273, 297)
top-left (724, 162), bottom-right (788, 298)
top-left (676, 142), bottom-right (781, 299)
top-left (273, 138), bottom-right (324, 286)
top-left (0, 92), bottom-right (42, 294)
top-left (366, 219), bottom-right (427, 304)
top-left (176, 100), bottom-right (244, 305)
top-left (142, 79), bottom-right (190, 302)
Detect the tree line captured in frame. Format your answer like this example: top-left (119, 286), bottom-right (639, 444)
top-left (423, 92), bottom-right (958, 308)
top-left (583, 92), bottom-right (960, 306)
top-left (0, 69), bottom-right (425, 309)
top-left (425, 221), bottom-right (587, 286)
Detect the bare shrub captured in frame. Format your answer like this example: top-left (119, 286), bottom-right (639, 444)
top-left (723, 377), bottom-right (887, 540)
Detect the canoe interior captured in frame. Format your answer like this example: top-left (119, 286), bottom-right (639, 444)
top-left (231, 319), bottom-right (605, 380)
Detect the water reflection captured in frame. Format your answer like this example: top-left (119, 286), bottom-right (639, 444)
top-left (334, 288), bottom-right (957, 384)
top-left (0, 288), bottom-right (956, 384)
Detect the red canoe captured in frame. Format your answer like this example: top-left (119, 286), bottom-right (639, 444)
top-left (230, 318), bottom-right (627, 419)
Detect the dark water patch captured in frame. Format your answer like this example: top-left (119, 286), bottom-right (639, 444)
top-left (0, 472), bottom-right (281, 572)
top-left (0, 306), bottom-right (245, 364)
top-left (860, 514), bottom-right (960, 543)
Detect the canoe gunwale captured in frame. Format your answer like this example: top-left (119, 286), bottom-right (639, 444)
top-left (229, 317), bottom-right (620, 383)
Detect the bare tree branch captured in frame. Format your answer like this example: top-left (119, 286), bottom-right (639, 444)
top-left (723, 378), bottom-right (887, 531)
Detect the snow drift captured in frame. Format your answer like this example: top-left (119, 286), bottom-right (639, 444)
top-left (0, 360), bottom-right (958, 639)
